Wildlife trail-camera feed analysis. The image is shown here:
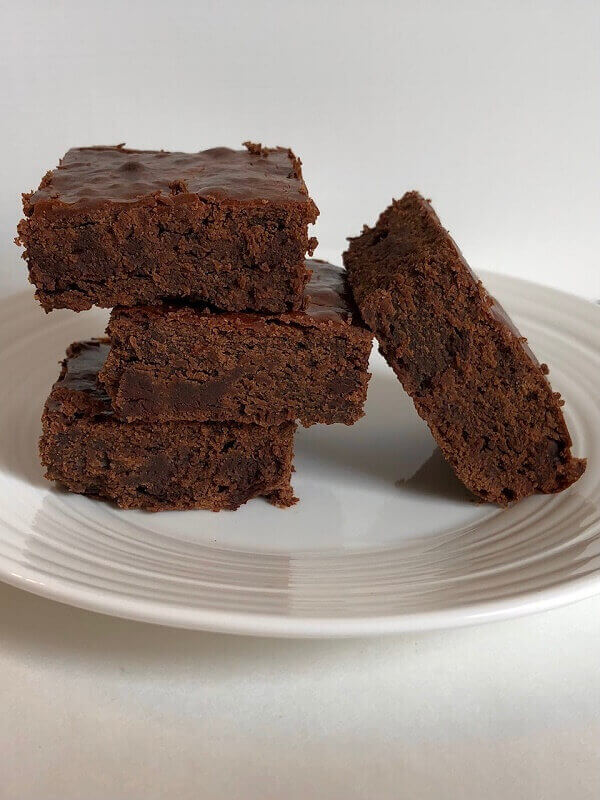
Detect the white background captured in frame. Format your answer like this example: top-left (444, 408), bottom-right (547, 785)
top-left (1, 1), bottom-right (599, 798)
top-left (1, 0), bottom-right (599, 298)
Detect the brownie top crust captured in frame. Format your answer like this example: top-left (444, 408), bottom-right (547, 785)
top-left (25, 142), bottom-right (318, 213)
top-left (48, 340), bottom-right (112, 415)
top-left (60, 339), bottom-right (108, 393)
top-left (303, 260), bottom-right (359, 323)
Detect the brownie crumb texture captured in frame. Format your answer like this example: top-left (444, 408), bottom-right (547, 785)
top-left (344, 191), bottom-right (585, 505)
top-left (40, 340), bottom-right (297, 511)
top-left (98, 260), bottom-right (373, 427)
top-left (18, 143), bottom-right (319, 314)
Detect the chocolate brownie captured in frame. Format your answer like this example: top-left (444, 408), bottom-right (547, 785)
top-left (17, 142), bottom-right (318, 313)
top-left (99, 260), bottom-right (373, 426)
top-left (40, 340), bottom-right (297, 511)
top-left (343, 192), bottom-right (586, 505)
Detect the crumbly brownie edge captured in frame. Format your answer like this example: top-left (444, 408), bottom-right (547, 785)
top-left (344, 194), bottom-right (586, 505)
top-left (17, 142), bottom-right (320, 313)
top-left (100, 261), bottom-right (373, 426)
top-left (101, 313), bottom-right (372, 426)
top-left (18, 200), bottom-right (315, 313)
top-left (39, 341), bottom-right (298, 511)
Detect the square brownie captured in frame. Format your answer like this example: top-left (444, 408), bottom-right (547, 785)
top-left (343, 192), bottom-right (585, 505)
top-left (40, 340), bottom-right (297, 511)
top-left (99, 260), bottom-right (373, 426)
top-left (18, 142), bottom-right (318, 313)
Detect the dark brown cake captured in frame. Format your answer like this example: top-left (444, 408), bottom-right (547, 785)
top-left (40, 340), bottom-right (297, 511)
top-left (343, 192), bottom-right (586, 505)
top-left (17, 142), bottom-right (318, 313)
top-left (99, 260), bottom-right (373, 426)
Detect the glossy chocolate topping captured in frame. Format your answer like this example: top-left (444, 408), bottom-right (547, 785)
top-left (303, 259), bottom-right (357, 323)
top-left (61, 340), bottom-right (110, 399)
top-left (29, 142), bottom-right (314, 209)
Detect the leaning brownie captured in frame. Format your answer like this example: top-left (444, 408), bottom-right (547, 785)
top-left (343, 192), bottom-right (585, 505)
top-left (40, 340), bottom-right (297, 511)
top-left (99, 260), bottom-right (373, 426)
top-left (18, 142), bottom-right (318, 313)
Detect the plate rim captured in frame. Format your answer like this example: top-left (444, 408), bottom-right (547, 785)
top-left (2, 557), bottom-right (600, 637)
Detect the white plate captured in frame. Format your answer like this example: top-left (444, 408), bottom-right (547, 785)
top-left (0, 273), bottom-right (598, 637)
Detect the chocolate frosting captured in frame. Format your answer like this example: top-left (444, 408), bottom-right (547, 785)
top-left (59, 340), bottom-right (111, 403)
top-left (302, 259), bottom-right (358, 323)
top-left (28, 142), bottom-right (315, 209)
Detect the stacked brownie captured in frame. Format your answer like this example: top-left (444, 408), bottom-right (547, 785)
top-left (19, 143), bottom-right (373, 511)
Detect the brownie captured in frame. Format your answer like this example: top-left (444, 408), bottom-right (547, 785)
top-left (17, 142), bottom-right (318, 313)
top-left (40, 340), bottom-right (297, 511)
top-left (343, 192), bottom-right (586, 505)
top-left (99, 260), bottom-right (373, 426)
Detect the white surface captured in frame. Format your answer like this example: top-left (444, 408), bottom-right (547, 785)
top-left (1, 0), bottom-right (599, 796)
top-left (1, 275), bottom-right (599, 639)
top-left (2, 583), bottom-right (600, 799)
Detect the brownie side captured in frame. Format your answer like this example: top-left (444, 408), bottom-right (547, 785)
top-left (99, 261), bottom-right (373, 426)
top-left (40, 341), bottom-right (297, 511)
top-left (17, 144), bottom-right (318, 313)
top-left (343, 192), bottom-right (586, 505)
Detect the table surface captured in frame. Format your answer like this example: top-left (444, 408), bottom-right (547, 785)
top-left (2, 580), bottom-right (600, 800)
top-left (1, 264), bottom-right (599, 800)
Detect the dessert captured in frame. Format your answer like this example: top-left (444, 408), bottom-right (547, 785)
top-left (40, 340), bottom-right (297, 511)
top-left (18, 142), bottom-right (318, 313)
top-left (99, 260), bottom-right (373, 426)
top-left (343, 192), bottom-right (586, 505)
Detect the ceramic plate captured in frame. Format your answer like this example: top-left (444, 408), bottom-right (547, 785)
top-left (0, 273), bottom-right (598, 636)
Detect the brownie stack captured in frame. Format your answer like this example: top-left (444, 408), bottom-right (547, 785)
top-left (18, 143), bottom-right (373, 511)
